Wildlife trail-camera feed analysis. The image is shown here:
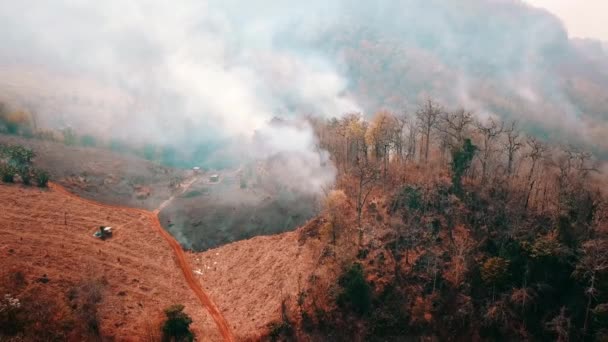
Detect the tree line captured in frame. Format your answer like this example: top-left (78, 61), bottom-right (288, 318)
top-left (288, 99), bottom-right (608, 341)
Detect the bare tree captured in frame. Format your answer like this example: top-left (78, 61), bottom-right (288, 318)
top-left (525, 137), bottom-right (547, 183)
top-left (475, 118), bottom-right (504, 184)
top-left (351, 156), bottom-right (380, 246)
top-left (436, 108), bottom-right (473, 157)
top-left (416, 99), bottom-right (442, 163)
top-left (405, 116), bottom-right (419, 161)
top-left (574, 239), bottom-right (608, 335)
top-left (545, 306), bottom-right (571, 342)
top-left (502, 121), bottom-right (523, 177)
top-left (366, 111), bottom-right (396, 184)
top-left (394, 112), bottom-right (408, 161)
top-left (524, 137), bottom-right (547, 210)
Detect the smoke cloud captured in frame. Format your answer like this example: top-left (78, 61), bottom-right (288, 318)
top-left (1, 0), bottom-right (608, 170)
top-left (0, 0), bottom-right (362, 192)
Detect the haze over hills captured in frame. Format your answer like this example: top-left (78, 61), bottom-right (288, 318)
top-left (1, 0), bottom-right (607, 162)
top-left (3, 1), bottom-right (608, 341)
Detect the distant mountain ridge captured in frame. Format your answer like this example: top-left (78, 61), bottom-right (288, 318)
top-left (295, 0), bottom-right (608, 154)
top-left (1, 0), bottom-right (607, 156)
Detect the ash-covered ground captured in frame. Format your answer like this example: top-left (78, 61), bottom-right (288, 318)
top-left (158, 166), bottom-right (320, 251)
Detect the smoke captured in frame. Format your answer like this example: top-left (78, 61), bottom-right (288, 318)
top-left (1, 0), bottom-right (608, 170)
top-left (0, 0), bottom-right (361, 193)
top-left (307, 0), bottom-right (607, 153)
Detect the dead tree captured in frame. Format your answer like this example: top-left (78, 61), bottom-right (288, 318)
top-left (502, 121), bottom-right (523, 177)
top-left (525, 137), bottom-right (547, 183)
top-left (436, 108), bottom-right (473, 163)
top-left (475, 118), bottom-right (504, 184)
top-left (416, 99), bottom-right (442, 163)
top-left (575, 240), bottom-right (608, 336)
top-left (524, 137), bottom-right (547, 210)
top-left (351, 157), bottom-right (379, 246)
top-left (394, 112), bottom-right (408, 161)
top-left (406, 117), bottom-right (419, 162)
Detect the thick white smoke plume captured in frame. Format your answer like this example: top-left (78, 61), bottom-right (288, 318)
top-left (0, 0), bottom-right (360, 193)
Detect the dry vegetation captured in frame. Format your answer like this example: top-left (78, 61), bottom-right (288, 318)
top-left (0, 184), bottom-right (220, 341)
top-left (0, 133), bottom-right (188, 210)
top-left (259, 103), bottom-right (608, 341)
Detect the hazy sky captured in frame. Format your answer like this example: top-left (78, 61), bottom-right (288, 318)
top-left (526, 0), bottom-right (608, 41)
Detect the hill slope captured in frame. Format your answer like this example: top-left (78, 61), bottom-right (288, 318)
top-left (0, 184), bottom-right (221, 340)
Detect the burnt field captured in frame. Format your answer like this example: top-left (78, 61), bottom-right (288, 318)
top-left (158, 169), bottom-right (319, 251)
top-left (0, 134), bottom-right (188, 210)
top-left (0, 133), bottom-right (320, 252)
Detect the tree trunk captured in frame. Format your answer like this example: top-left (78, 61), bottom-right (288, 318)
top-left (419, 135), bottom-right (424, 163)
top-left (425, 128), bottom-right (431, 162)
top-left (583, 274), bottom-right (595, 336)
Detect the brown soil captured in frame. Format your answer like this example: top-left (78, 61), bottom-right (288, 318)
top-left (187, 218), bottom-right (327, 340)
top-left (0, 158), bottom-right (328, 341)
top-left (0, 183), bottom-right (224, 341)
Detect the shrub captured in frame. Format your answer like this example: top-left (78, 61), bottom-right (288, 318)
top-left (73, 279), bottom-right (104, 336)
top-left (0, 294), bottom-right (24, 335)
top-left (62, 127), bottom-right (77, 146)
top-left (391, 186), bottom-right (423, 213)
top-left (162, 304), bottom-right (194, 342)
top-left (109, 139), bottom-right (126, 152)
top-left (0, 105), bottom-right (31, 135)
top-left (182, 190), bottom-right (204, 198)
top-left (80, 135), bottom-right (96, 147)
top-left (268, 321), bottom-right (293, 341)
top-left (337, 263), bottom-right (372, 315)
top-left (1, 164), bottom-right (16, 183)
top-left (0, 144), bottom-right (35, 167)
top-left (35, 129), bottom-right (59, 141)
top-left (34, 169), bottom-right (50, 188)
top-left (5, 121), bottom-right (19, 134)
top-left (19, 168), bottom-right (32, 185)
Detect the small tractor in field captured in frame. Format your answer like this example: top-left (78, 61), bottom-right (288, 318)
top-left (93, 226), bottom-right (113, 240)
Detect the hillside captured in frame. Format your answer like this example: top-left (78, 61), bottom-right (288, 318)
top-left (2, 0), bottom-right (608, 340)
top-left (159, 165), bottom-right (318, 251)
top-left (302, 0), bottom-right (608, 154)
top-left (0, 134), bottom-right (187, 210)
top-left (0, 174), bottom-right (333, 341)
top-left (0, 183), bottom-right (222, 341)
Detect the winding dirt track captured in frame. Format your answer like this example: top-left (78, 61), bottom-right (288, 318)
top-left (49, 182), bottom-right (234, 342)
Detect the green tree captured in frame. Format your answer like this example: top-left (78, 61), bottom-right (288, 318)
top-left (162, 304), bottom-right (194, 342)
top-left (451, 138), bottom-right (477, 196)
top-left (1, 144), bottom-right (35, 168)
top-left (0, 164), bottom-right (17, 183)
top-left (337, 263), bottom-right (372, 315)
top-left (34, 169), bottom-right (50, 188)
top-left (481, 257), bottom-right (510, 300)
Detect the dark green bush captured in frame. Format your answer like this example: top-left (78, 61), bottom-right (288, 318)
top-left (34, 169), bottom-right (50, 188)
top-left (391, 186), bottom-right (423, 213)
top-left (337, 263), bottom-right (372, 315)
top-left (162, 304), bottom-right (194, 342)
top-left (19, 168), bottom-right (31, 185)
top-left (80, 135), bottom-right (96, 147)
top-left (1, 164), bottom-right (16, 183)
top-left (0, 144), bottom-right (35, 167)
top-left (268, 321), bottom-right (293, 341)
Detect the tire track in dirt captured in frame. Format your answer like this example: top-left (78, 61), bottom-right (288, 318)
top-left (49, 182), bottom-right (235, 342)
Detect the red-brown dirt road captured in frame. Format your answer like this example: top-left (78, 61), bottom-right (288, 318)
top-left (49, 182), bottom-right (234, 342)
